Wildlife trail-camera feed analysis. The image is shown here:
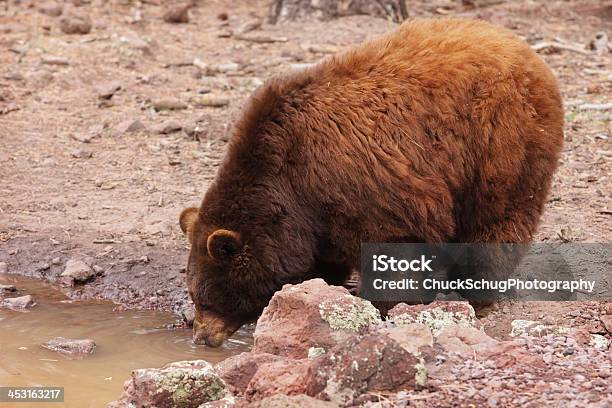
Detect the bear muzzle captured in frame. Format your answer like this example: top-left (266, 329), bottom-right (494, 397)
top-left (192, 309), bottom-right (243, 347)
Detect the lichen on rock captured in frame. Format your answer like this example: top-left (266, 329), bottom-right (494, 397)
top-left (108, 360), bottom-right (228, 408)
top-left (151, 361), bottom-right (227, 405)
top-left (318, 294), bottom-right (381, 332)
top-left (307, 347), bottom-right (326, 359)
top-left (589, 334), bottom-right (609, 350)
top-left (510, 319), bottom-right (570, 337)
top-left (414, 359), bottom-right (427, 387)
top-left (391, 303), bottom-right (478, 336)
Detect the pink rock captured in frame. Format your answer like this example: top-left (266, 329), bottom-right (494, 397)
top-left (380, 323), bottom-right (433, 354)
top-left (248, 394), bottom-right (339, 407)
top-left (305, 334), bottom-right (421, 405)
top-left (437, 325), bottom-right (496, 354)
top-left (215, 352), bottom-right (284, 394)
top-left (245, 358), bottom-right (311, 401)
top-left (601, 315), bottom-right (612, 333)
top-left (108, 360), bottom-right (227, 408)
top-left (475, 340), bottom-right (544, 369)
top-left (253, 279), bottom-right (380, 359)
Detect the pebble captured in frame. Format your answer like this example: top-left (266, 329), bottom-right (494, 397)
top-left (113, 119), bottom-right (145, 136)
top-left (71, 149), bottom-right (93, 159)
top-left (152, 98), bottom-right (186, 111)
top-left (192, 95), bottom-right (229, 107)
top-left (59, 14), bottom-right (92, 35)
top-left (154, 120), bottom-right (182, 134)
top-left (163, 3), bottom-right (191, 24)
top-left (95, 81), bottom-right (122, 100)
top-left (183, 121), bottom-right (208, 141)
top-left (41, 56), bottom-right (70, 66)
top-left (212, 62), bottom-right (241, 73)
top-left (71, 123), bottom-right (105, 143)
top-left (217, 28), bottom-right (233, 38)
top-left (0, 262), bottom-right (7, 274)
top-left (119, 35), bottom-right (152, 55)
top-left (51, 257), bottom-right (61, 265)
top-left (38, 1), bottom-right (63, 17)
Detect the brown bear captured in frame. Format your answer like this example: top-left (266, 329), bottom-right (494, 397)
top-left (180, 18), bottom-right (563, 347)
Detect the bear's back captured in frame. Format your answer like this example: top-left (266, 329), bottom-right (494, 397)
top-left (215, 18), bottom-right (562, 244)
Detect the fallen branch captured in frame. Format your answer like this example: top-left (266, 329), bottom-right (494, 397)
top-left (577, 102), bottom-right (612, 111)
top-left (235, 34), bottom-right (288, 43)
top-left (531, 41), bottom-right (589, 55)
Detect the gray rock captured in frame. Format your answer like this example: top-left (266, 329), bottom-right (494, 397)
top-left (61, 259), bottom-right (94, 283)
top-left (71, 149), bottom-right (93, 159)
top-left (38, 1), bottom-right (63, 17)
top-left (42, 337), bottom-right (96, 357)
top-left (182, 306), bottom-right (195, 326)
top-left (41, 56), bottom-right (70, 66)
top-left (2, 295), bottom-right (36, 311)
top-left (154, 120), bottom-right (182, 134)
top-left (0, 284), bottom-right (17, 296)
top-left (113, 119), bottom-right (145, 136)
top-left (96, 81), bottom-right (122, 99)
top-left (183, 122), bottom-right (208, 141)
top-left (59, 14), bottom-right (92, 35)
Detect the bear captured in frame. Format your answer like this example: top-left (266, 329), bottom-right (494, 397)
top-left (179, 18), bottom-right (563, 347)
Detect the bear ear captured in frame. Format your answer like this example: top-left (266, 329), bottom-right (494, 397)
top-left (179, 207), bottom-right (199, 242)
top-left (207, 229), bottom-right (241, 261)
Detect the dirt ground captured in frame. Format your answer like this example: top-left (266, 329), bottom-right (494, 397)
top-left (0, 0), bottom-right (610, 337)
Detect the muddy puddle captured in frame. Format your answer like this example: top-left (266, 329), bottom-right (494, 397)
top-left (0, 275), bottom-right (252, 408)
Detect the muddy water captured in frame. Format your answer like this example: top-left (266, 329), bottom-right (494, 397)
top-left (0, 275), bottom-right (252, 408)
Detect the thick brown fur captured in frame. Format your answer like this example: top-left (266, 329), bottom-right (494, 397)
top-left (180, 18), bottom-right (563, 346)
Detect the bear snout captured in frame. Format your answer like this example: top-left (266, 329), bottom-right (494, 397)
top-left (192, 308), bottom-right (243, 347)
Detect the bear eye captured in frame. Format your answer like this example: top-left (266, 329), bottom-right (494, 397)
top-left (219, 243), bottom-right (235, 257)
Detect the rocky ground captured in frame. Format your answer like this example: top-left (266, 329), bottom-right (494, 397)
top-left (0, 0), bottom-right (611, 406)
top-left (107, 279), bottom-right (612, 407)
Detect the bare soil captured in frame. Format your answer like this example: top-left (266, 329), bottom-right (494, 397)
top-left (0, 0), bottom-right (610, 335)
